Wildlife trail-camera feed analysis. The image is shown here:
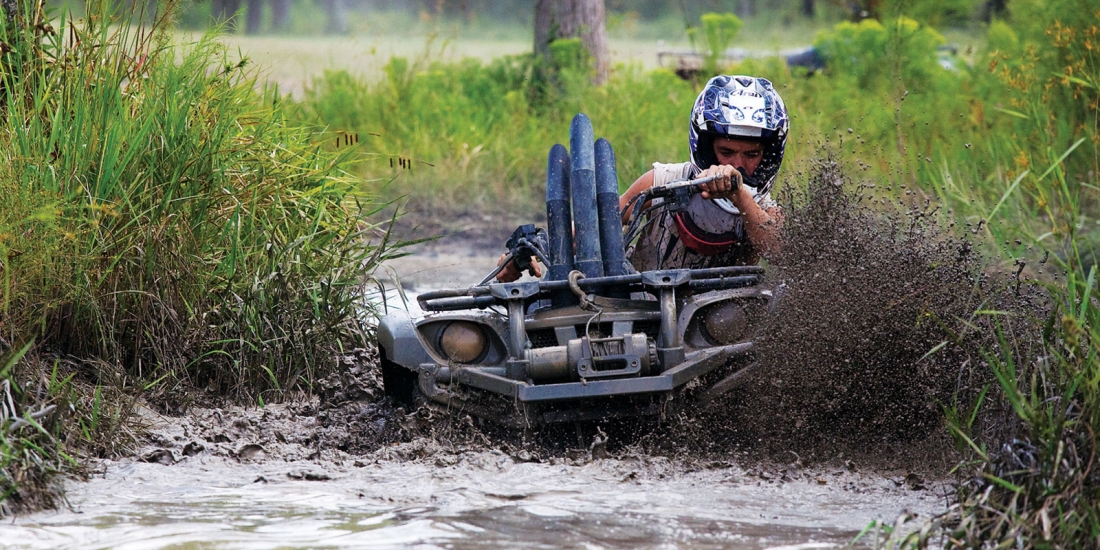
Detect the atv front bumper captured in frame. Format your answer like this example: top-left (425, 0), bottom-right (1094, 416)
top-left (378, 267), bottom-right (771, 426)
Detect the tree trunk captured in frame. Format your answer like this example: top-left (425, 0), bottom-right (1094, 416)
top-left (533, 0), bottom-right (609, 84)
top-left (802, 0), bottom-right (815, 17)
top-left (320, 0), bottom-right (348, 34)
top-left (852, 0), bottom-right (881, 20)
top-left (271, 0), bottom-right (290, 30)
top-left (212, 0), bottom-right (242, 32)
top-left (534, 0), bottom-right (553, 59)
top-left (736, 0), bottom-right (756, 18)
top-left (245, 0), bottom-right (263, 34)
top-left (983, 0), bottom-right (1007, 21)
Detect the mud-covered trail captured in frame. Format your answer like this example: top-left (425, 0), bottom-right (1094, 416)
top-left (6, 214), bottom-right (959, 549)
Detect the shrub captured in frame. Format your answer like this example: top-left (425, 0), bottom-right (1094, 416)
top-left (296, 54), bottom-right (695, 212)
top-left (1, 0), bottom-right (396, 512)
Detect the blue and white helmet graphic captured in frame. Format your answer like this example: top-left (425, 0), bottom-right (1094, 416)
top-left (688, 75), bottom-right (789, 190)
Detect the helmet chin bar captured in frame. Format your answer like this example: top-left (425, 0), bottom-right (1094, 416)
top-left (737, 167), bottom-right (763, 190)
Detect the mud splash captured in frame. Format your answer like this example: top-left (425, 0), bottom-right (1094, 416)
top-left (656, 161), bottom-right (1043, 464)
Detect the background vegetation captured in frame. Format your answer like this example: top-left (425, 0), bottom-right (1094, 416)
top-left (0, 0), bottom-right (396, 513)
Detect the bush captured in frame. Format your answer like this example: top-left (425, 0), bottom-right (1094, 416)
top-left (1, 0), bottom-right (395, 512)
top-left (295, 53), bottom-right (696, 212)
top-left (687, 12), bottom-right (742, 77)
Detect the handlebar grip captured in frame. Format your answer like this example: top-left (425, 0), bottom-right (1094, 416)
top-left (656, 174), bottom-right (721, 194)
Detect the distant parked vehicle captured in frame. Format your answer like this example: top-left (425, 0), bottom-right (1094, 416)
top-left (657, 43), bottom-right (958, 79)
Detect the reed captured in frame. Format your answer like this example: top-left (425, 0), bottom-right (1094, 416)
top-left (1, 0), bottom-right (398, 513)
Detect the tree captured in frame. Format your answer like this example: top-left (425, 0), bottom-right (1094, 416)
top-left (534, 0), bottom-right (609, 84)
top-left (736, 0), bottom-right (756, 18)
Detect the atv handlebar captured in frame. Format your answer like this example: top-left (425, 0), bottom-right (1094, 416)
top-left (488, 172), bottom-right (748, 286)
top-left (645, 173), bottom-right (723, 198)
top-left (622, 173), bottom-right (735, 247)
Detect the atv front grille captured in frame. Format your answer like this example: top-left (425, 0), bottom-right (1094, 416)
top-left (527, 328), bottom-right (558, 349)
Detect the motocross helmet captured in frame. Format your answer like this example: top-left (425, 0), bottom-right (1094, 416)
top-left (675, 75), bottom-right (788, 256)
top-left (688, 75), bottom-right (789, 192)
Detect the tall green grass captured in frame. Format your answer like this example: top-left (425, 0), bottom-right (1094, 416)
top-left (922, 4), bottom-right (1100, 538)
top-left (1, 0), bottom-right (397, 512)
top-left (944, 264), bottom-right (1100, 545)
top-left (292, 13), bottom-right (992, 215)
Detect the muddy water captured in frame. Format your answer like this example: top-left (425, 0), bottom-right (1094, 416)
top-left (6, 242), bottom-right (947, 549)
top-left (7, 449), bottom-right (942, 549)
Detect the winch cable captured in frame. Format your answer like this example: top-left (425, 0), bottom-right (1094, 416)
top-left (568, 270), bottom-right (606, 367)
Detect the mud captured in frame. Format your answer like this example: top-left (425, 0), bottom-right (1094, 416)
top-left (652, 161), bottom-right (1043, 465)
top-left (8, 397), bottom-right (947, 548)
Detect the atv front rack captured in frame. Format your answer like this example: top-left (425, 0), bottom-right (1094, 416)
top-left (417, 265), bottom-right (764, 312)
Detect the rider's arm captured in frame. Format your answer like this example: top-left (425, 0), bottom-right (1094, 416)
top-left (619, 170), bottom-right (656, 224)
top-left (687, 164), bottom-right (782, 255)
top-left (619, 167), bottom-right (736, 225)
top-left (731, 186), bottom-right (783, 255)
top-left (625, 165), bottom-right (781, 255)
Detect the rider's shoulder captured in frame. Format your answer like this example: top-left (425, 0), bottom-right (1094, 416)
top-left (650, 161), bottom-right (694, 186)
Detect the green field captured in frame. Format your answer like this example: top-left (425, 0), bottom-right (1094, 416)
top-left (209, 23), bottom-right (985, 100)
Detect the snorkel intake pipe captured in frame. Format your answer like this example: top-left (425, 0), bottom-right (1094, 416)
top-left (545, 144), bottom-right (577, 307)
top-left (595, 138), bottom-right (627, 279)
top-left (543, 113), bottom-right (629, 302)
top-left (569, 114), bottom-right (603, 280)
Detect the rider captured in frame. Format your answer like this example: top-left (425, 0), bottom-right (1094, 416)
top-left (621, 74), bottom-right (788, 270)
top-left (497, 74), bottom-right (788, 281)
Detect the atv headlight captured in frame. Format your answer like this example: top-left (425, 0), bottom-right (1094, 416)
top-left (438, 321), bottom-right (488, 363)
top-left (701, 301), bottom-right (750, 345)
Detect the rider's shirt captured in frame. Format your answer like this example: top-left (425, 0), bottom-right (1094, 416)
top-left (627, 161), bottom-right (777, 271)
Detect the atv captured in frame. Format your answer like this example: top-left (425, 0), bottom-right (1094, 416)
top-left (378, 114), bottom-right (772, 428)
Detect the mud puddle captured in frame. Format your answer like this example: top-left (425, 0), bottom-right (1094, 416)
top-left (7, 435), bottom-right (943, 549)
